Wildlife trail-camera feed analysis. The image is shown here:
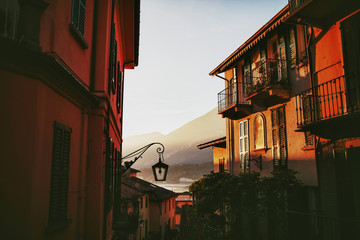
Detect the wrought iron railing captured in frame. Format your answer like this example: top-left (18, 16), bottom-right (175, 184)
top-left (217, 82), bottom-right (249, 113)
top-left (244, 59), bottom-right (288, 96)
top-left (288, 0), bottom-right (309, 12)
top-left (295, 75), bottom-right (360, 126)
top-left (0, 0), bottom-right (19, 39)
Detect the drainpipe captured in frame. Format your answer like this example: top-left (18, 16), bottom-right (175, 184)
top-left (215, 74), bottom-right (229, 82)
top-left (214, 73), bottom-right (234, 173)
top-left (103, 0), bottom-right (115, 239)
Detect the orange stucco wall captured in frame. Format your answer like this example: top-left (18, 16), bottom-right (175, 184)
top-left (1, 70), bottom-right (88, 239)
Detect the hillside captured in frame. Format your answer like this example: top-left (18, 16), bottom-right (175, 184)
top-left (122, 107), bottom-right (225, 182)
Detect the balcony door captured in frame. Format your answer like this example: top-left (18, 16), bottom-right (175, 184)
top-left (341, 12), bottom-right (360, 113)
top-left (229, 67), bottom-right (238, 105)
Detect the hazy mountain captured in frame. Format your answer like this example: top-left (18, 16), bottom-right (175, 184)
top-left (122, 107), bottom-right (225, 176)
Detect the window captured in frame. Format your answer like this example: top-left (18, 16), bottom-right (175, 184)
top-left (239, 120), bottom-right (249, 172)
top-left (48, 122), bottom-right (72, 225)
top-left (271, 106), bottom-right (288, 170)
top-left (165, 200), bottom-right (167, 213)
top-left (145, 196), bottom-right (148, 208)
top-left (278, 34), bottom-right (287, 81)
top-left (304, 131), bottom-right (314, 146)
top-left (109, 22), bottom-right (117, 93)
top-left (254, 114), bottom-right (266, 149)
top-left (159, 202), bottom-right (162, 215)
top-left (289, 28), bottom-right (297, 68)
top-left (71, 0), bottom-right (86, 36)
top-left (219, 158), bottom-right (225, 172)
top-left (0, 0), bottom-right (19, 39)
top-left (140, 197), bottom-right (143, 209)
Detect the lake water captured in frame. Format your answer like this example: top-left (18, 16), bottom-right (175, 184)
top-left (157, 182), bottom-right (191, 193)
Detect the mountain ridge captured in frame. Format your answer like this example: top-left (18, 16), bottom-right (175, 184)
top-left (123, 107), bottom-right (225, 171)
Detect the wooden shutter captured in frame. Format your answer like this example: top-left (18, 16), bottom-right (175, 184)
top-left (71, 0), bottom-right (86, 35)
top-left (271, 106), bottom-right (288, 170)
top-left (78, 0), bottom-right (86, 35)
top-left (289, 28), bottom-right (297, 68)
top-left (109, 20), bottom-right (117, 94)
top-left (49, 122), bottom-right (71, 223)
top-left (278, 35), bottom-right (287, 82)
top-left (271, 109), bottom-right (280, 168)
top-left (116, 62), bottom-right (122, 113)
top-left (71, 0), bottom-right (80, 27)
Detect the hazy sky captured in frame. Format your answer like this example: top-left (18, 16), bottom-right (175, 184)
top-left (123, 0), bottom-right (287, 138)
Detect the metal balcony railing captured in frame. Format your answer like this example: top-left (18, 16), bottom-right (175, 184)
top-left (244, 59), bottom-right (288, 96)
top-left (295, 75), bottom-right (360, 126)
top-left (288, 0), bottom-right (309, 12)
top-left (217, 82), bottom-right (249, 113)
top-left (0, 0), bottom-right (19, 39)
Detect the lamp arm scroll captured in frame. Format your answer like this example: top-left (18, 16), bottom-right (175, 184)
top-left (121, 142), bottom-right (165, 171)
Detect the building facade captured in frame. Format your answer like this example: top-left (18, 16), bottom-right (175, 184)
top-left (0, 0), bottom-right (140, 240)
top-left (209, 1), bottom-right (360, 239)
top-left (286, 0), bottom-right (360, 239)
top-left (121, 176), bottom-right (177, 240)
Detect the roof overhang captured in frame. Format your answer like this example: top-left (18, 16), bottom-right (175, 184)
top-left (209, 5), bottom-right (289, 76)
top-left (285, 0), bottom-right (360, 29)
top-left (117, 0), bottom-right (140, 69)
top-left (197, 137), bottom-right (226, 149)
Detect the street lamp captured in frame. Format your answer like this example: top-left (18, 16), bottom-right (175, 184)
top-left (122, 142), bottom-right (169, 181)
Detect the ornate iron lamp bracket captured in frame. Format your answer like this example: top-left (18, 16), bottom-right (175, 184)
top-left (121, 142), bottom-right (165, 171)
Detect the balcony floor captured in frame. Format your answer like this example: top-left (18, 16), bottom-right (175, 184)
top-left (219, 103), bottom-right (252, 120)
top-left (245, 85), bottom-right (290, 109)
top-left (296, 111), bottom-right (360, 140)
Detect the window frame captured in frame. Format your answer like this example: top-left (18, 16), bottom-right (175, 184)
top-left (271, 105), bottom-right (288, 170)
top-left (239, 119), bottom-right (250, 172)
top-left (69, 0), bottom-right (88, 48)
top-left (47, 121), bottom-right (72, 231)
top-left (254, 114), bottom-right (266, 150)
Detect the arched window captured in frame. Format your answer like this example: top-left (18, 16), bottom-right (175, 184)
top-left (254, 114), bottom-right (266, 149)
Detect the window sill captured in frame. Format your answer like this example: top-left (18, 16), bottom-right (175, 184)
top-left (301, 145), bottom-right (314, 151)
top-left (45, 219), bottom-right (72, 234)
top-left (69, 23), bottom-right (88, 49)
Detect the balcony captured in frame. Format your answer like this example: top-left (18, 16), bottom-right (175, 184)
top-left (287, 0), bottom-right (360, 29)
top-left (295, 75), bottom-right (360, 139)
top-left (217, 82), bottom-right (252, 120)
top-left (244, 59), bottom-right (290, 108)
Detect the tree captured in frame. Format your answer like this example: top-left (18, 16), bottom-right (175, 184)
top-left (182, 170), bottom-right (302, 240)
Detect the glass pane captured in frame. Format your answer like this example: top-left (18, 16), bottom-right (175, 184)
top-left (239, 122), bottom-right (243, 136)
top-left (244, 121), bottom-right (248, 135)
top-left (244, 137), bottom-right (248, 152)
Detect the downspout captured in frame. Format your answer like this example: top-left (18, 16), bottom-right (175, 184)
top-left (84, 0), bottom-right (99, 239)
top-left (103, 0), bottom-right (115, 239)
top-left (213, 73), bottom-right (233, 173)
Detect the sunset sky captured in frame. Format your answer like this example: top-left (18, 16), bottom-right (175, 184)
top-left (123, 0), bottom-right (287, 138)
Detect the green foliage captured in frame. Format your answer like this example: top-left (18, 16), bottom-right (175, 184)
top-left (182, 169), bottom-right (302, 240)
